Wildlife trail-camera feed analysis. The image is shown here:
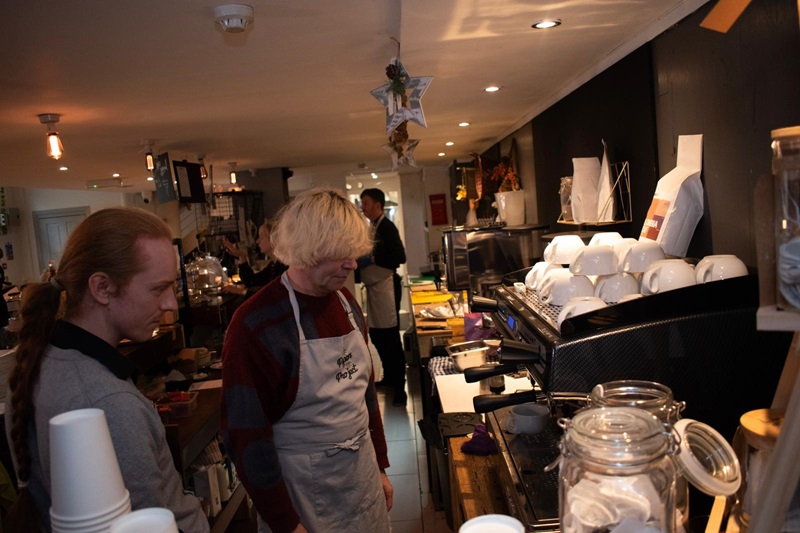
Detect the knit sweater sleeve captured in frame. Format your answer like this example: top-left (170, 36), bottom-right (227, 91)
top-left (220, 283), bottom-right (301, 533)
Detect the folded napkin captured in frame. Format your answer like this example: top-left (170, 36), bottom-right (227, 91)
top-left (460, 424), bottom-right (497, 455)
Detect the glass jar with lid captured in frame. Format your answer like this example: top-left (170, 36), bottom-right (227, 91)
top-left (772, 126), bottom-right (800, 311)
top-left (559, 406), bottom-right (679, 532)
top-left (589, 380), bottom-right (689, 525)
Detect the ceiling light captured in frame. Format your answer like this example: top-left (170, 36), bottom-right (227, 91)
top-left (38, 114), bottom-right (64, 160)
top-left (198, 154), bottom-right (208, 179)
top-left (445, 141), bottom-right (454, 146)
top-left (147, 176), bottom-right (154, 181)
top-left (459, 122), bottom-right (471, 127)
top-left (214, 4), bottom-right (254, 33)
top-left (371, 173), bottom-right (378, 179)
top-left (59, 166), bottom-right (68, 171)
top-left (142, 140), bottom-right (155, 171)
top-left (532, 19), bottom-right (561, 29)
top-left (346, 183), bottom-right (352, 190)
top-left (484, 85), bottom-right (501, 92)
top-left (112, 173), bottom-right (120, 178)
top-left (438, 152), bottom-right (446, 157)
top-left (229, 162), bottom-right (237, 184)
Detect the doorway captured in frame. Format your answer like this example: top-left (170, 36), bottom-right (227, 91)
top-left (33, 206), bottom-right (90, 275)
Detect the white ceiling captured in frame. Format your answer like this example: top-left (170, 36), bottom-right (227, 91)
top-left (0, 0), bottom-right (709, 193)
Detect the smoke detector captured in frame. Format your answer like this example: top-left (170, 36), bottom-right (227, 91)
top-left (214, 4), bottom-right (254, 33)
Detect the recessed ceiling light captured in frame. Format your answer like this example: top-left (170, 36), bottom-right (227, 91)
top-left (346, 183), bottom-right (352, 190)
top-left (445, 142), bottom-right (454, 146)
top-left (459, 122), bottom-right (470, 127)
top-left (532, 19), bottom-right (561, 29)
top-left (59, 166), bottom-right (68, 171)
top-left (112, 173), bottom-right (120, 177)
top-left (371, 173), bottom-right (378, 179)
top-left (438, 152), bottom-right (446, 157)
top-left (147, 176), bottom-right (154, 181)
top-left (484, 85), bottom-right (501, 92)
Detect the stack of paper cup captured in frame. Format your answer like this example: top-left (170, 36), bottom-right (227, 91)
top-left (49, 409), bottom-right (131, 533)
top-left (110, 508), bottom-right (178, 533)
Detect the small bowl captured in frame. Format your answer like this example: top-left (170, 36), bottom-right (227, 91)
top-left (450, 347), bottom-right (488, 372)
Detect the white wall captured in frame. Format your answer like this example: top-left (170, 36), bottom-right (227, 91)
top-left (422, 166), bottom-right (452, 261)
top-left (3, 187), bottom-right (179, 284)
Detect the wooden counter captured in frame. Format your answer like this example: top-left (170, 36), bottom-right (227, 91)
top-left (447, 435), bottom-right (510, 531)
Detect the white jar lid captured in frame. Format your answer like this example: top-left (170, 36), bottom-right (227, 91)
top-left (673, 418), bottom-right (741, 496)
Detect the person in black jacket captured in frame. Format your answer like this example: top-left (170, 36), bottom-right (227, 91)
top-left (358, 188), bottom-right (408, 406)
top-left (221, 219), bottom-right (287, 297)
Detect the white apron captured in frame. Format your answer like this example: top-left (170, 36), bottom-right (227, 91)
top-left (360, 264), bottom-right (398, 329)
top-left (257, 273), bottom-right (390, 533)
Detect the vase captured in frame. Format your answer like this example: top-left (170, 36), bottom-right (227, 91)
top-left (495, 190), bottom-right (525, 226)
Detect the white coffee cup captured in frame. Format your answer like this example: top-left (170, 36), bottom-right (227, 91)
top-left (525, 261), bottom-right (562, 290)
top-left (536, 267), bottom-right (570, 299)
top-left (570, 245), bottom-right (617, 276)
top-left (110, 508), bottom-right (179, 533)
top-left (588, 231), bottom-right (623, 247)
top-left (594, 272), bottom-right (640, 303)
top-left (641, 259), bottom-right (696, 295)
top-left (539, 274), bottom-right (595, 306)
top-left (459, 514), bottom-right (525, 533)
top-left (557, 296), bottom-right (608, 328)
top-left (694, 254), bottom-right (748, 283)
top-left (613, 238), bottom-right (639, 266)
top-left (543, 235), bottom-right (586, 265)
top-left (619, 240), bottom-right (666, 273)
top-left (502, 403), bottom-right (550, 435)
top-left (618, 293), bottom-right (644, 303)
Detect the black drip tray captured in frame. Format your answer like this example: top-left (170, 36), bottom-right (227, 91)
top-left (437, 412), bottom-right (483, 438)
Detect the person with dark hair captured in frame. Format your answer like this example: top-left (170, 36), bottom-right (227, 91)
top-left (221, 219), bottom-right (287, 296)
top-left (221, 188), bottom-right (393, 533)
top-left (4, 207), bottom-right (208, 533)
top-left (358, 188), bottom-right (408, 406)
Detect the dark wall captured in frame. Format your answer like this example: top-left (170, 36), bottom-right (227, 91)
top-left (652, 0), bottom-right (800, 265)
top-left (531, 45), bottom-right (660, 239)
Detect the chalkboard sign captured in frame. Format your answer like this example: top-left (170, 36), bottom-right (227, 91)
top-left (154, 153), bottom-right (177, 204)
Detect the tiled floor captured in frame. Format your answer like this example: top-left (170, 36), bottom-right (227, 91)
top-left (377, 363), bottom-right (452, 533)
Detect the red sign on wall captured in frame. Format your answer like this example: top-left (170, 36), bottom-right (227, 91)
top-left (429, 193), bottom-right (448, 226)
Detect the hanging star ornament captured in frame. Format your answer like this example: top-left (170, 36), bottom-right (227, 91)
top-left (383, 139), bottom-right (420, 171)
top-left (370, 57), bottom-right (432, 135)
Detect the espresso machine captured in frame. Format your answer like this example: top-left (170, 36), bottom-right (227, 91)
top-left (464, 271), bottom-right (791, 531)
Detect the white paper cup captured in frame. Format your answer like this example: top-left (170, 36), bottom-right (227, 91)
top-left (110, 508), bottom-right (179, 533)
top-left (694, 254), bottom-right (748, 283)
top-left (539, 274), bottom-right (595, 306)
top-left (588, 232), bottom-right (623, 247)
top-left (641, 259), bottom-right (696, 295)
top-left (49, 409), bottom-right (128, 521)
top-left (594, 272), bottom-right (640, 303)
top-left (619, 240), bottom-right (665, 273)
top-left (503, 403), bottom-right (550, 435)
top-left (570, 245), bottom-right (617, 276)
top-left (558, 296), bottom-right (608, 328)
top-left (543, 235), bottom-right (586, 265)
top-left (459, 513), bottom-right (525, 533)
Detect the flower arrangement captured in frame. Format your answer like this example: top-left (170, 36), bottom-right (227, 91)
top-left (490, 156), bottom-right (520, 192)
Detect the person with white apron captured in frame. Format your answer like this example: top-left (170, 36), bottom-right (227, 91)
top-left (221, 188), bottom-right (393, 533)
top-left (255, 273), bottom-right (390, 533)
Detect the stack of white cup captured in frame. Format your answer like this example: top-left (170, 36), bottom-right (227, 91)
top-left (110, 508), bottom-right (179, 533)
top-left (49, 409), bottom-right (131, 533)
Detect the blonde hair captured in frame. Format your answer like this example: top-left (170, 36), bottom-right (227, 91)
top-left (272, 188), bottom-right (372, 268)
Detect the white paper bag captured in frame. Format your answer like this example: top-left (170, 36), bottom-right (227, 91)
top-left (640, 134), bottom-right (704, 257)
top-left (571, 157), bottom-right (601, 223)
top-left (597, 140), bottom-right (616, 222)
